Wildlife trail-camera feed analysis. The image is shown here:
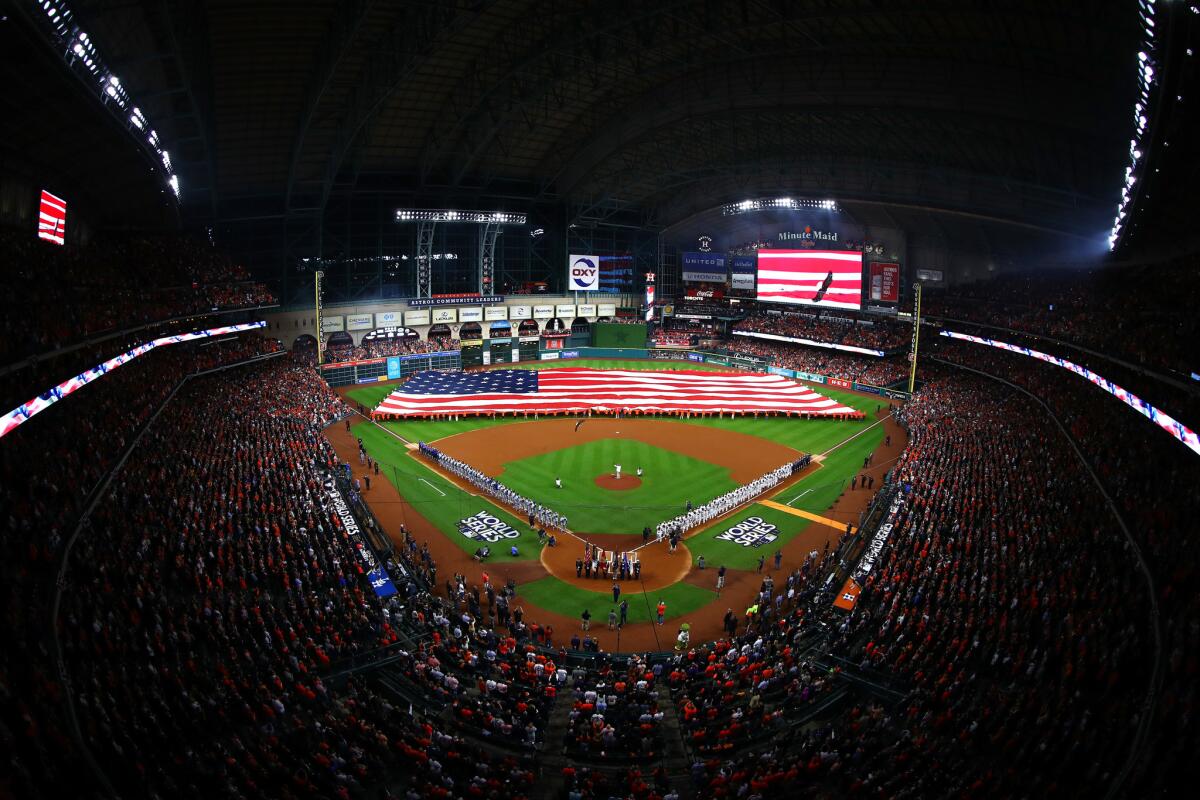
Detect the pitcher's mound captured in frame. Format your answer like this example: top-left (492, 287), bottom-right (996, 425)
top-left (594, 474), bottom-right (642, 490)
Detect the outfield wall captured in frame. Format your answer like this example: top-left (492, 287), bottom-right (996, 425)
top-left (591, 322), bottom-right (647, 348)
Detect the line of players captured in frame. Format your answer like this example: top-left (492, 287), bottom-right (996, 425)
top-left (418, 441), bottom-right (570, 531)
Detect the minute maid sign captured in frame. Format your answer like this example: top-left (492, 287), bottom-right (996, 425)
top-left (778, 226), bottom-right (839, 244)
top-left (715, 515), bottom-right (779, 548)
top-left (568, 254), bottom-right (600, 291)
top-left (458, 510), bottom-right (521, 542)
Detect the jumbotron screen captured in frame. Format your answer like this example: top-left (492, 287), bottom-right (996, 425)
top-left (756, 249), bottom-right (863, 310)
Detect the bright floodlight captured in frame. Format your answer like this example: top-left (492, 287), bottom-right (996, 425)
top-left (393, 209), bottom-right (527, 224)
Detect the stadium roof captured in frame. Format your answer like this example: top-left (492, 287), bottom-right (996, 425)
top-left (8, 0), bottom-right (1199, 254)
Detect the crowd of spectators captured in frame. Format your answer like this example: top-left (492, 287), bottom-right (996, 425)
top-left (5, 251), bottom-right (1199, 799)
top-left (685, 369), bottom-right (1147, 797)
top-left (928, 335), bottom-right (1200, 796)
top-left (324, 335), bottom-right (461, 364)
top-left (649, 330), bottom-right (694, 347)
top-left (923, 256), bottom-right (1198, 378)
top-left (722, 337), bottom-right (909, 386)
top-left (734, 310), bottom-right (910, 351)
top-left (0, 230), bottom-right (275, 368)
top-left (564, 656), bottom-right (665, 760)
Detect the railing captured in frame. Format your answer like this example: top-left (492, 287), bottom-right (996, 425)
top-left (0, 302), bottom-right (279, 378)
top-left (50, 350), bottom-right (285, 797)
top-left (930, 356), bottom-right (1161, 800)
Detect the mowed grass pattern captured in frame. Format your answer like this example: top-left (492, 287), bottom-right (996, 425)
top-left (496, 439), bottom-right (738, 534)
top-left (346, 361), bottom-right (891, 574)
top-left (352, 423), bottom-right (540, 562)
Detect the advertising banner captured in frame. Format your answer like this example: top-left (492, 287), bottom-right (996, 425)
top-left (509, 305), bottom-right (531, 320)
top-left (458, 307), bottom-right (483, 323)
top-left (404, 309), bottom-right (431, 326)
top-left (533, 305), bottom-right (554, 319)
top-left (376, 311), bottom-right (401, 326)
top-left (829, 377), bottom-right (852, 389)
top-left (346, 314), bottom-right (373, 331)
top-left (409, 294), bottom-right (504, 307)
top-left (560, 350), bottom-right (581, 359)
top-left (685, 287), bottom-right (724, 301)
top-left (386, 357), bottom-right (402, 380)
top-left (682, 251), bottom-right (727, 283)
top-left (768, 366), bottom-right (796, 378)
top-left (852, 382), bottom-right (882, 395)
top-left (794, 371), bottom-right (827, 384)
top-left (869, 262), bottom-right (900, 303)
top-left (731, 272), bottom-right (756, 291)
top-left (597, 303), bottom-right (617, 317)
top-left (916, 268), bottom-right (944, 283)
top-left (326, 483), bottom-right (397, 598)
top-left (484, 305), bottom-right (509, 321)
top-left (540, 352), bottom-right (560, 361)
top-left (555, 304), bottom-right (576, 318)
top-left (853, 495), bottom-right (905, 581)
top-left (431, 308), bottom-right (458, 324)
top-left (577, 303), bottom-right (597, 317)
top-left (832, 578), bottom-right (862, 611)
top-left (482, 350), bottom-right (491, 366)
top-left (568, 254), bottom-right (600, 291)
top-left (687, 353), bottom-right (705, 362)
top-left (321, 315), bottom-right (345, 333)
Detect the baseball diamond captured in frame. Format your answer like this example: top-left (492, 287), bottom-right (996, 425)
top-left (8, 10), bottom-right (1190, 795)
top-left (337, 361), bottom-right (893, 650)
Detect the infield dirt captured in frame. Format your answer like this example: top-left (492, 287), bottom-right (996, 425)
top-left (328, 402), bottom-right (905, 652)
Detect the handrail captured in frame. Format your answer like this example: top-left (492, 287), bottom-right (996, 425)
top-left (50, 350), bottom-right (285, 798)
top-left (926, 313), bottom-right (1198, 397)
top-left (0, 303), bottom-right (280, 379)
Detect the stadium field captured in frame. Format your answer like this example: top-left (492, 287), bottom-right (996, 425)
top-left (493, 437), bottom-right (739, 534)
top-left (516, 576), bottom-right (715, 626)
top-left (349, 364), bottom-right (886, 535)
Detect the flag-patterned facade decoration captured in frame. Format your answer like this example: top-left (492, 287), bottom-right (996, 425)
top-left (37, 189), bottom-right (67, 245)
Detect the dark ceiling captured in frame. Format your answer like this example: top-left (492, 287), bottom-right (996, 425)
top-left (8, 0), bottom-right (1197, 257)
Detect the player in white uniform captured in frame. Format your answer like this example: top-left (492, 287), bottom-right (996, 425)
top-left (614, 464), bottom-right (622, 479)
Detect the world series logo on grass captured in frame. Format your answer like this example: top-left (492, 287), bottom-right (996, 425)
top-left (458, 510), bottom-right (521, 542)
top-left (714, 516), bottom-right (779, 548)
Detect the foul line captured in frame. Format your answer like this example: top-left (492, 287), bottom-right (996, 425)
top-left (820, 412), bottom-right (892, 458)
top-left (787, 488), bottom-right (813, 504)
top-left (351, 408), bottom-right (414, 446)
top-left (759, 499), bottom-right (855, 534)
top-left (418, 477), bottom-right (446, 497)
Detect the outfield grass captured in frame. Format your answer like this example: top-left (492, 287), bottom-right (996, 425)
top-left (496, 439), bottom-right (738, 534)
top-left (353, 423), bottom-right (540, 563)
top-left (516, 576), bottom-right (716, 626)
top-left (349, 361), bottom-right (890, 570)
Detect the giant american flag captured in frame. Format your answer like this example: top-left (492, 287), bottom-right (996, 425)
top-left (373, 368), bottom-right (863, 418)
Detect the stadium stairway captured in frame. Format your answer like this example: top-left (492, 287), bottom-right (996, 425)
top-left (656, 698), bottom-right (699, 799)
top-left (531, 700), bottom-right (576, 799)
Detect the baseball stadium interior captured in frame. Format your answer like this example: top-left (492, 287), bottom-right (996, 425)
top-left (3, 1), bottom-right (1200, 798)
